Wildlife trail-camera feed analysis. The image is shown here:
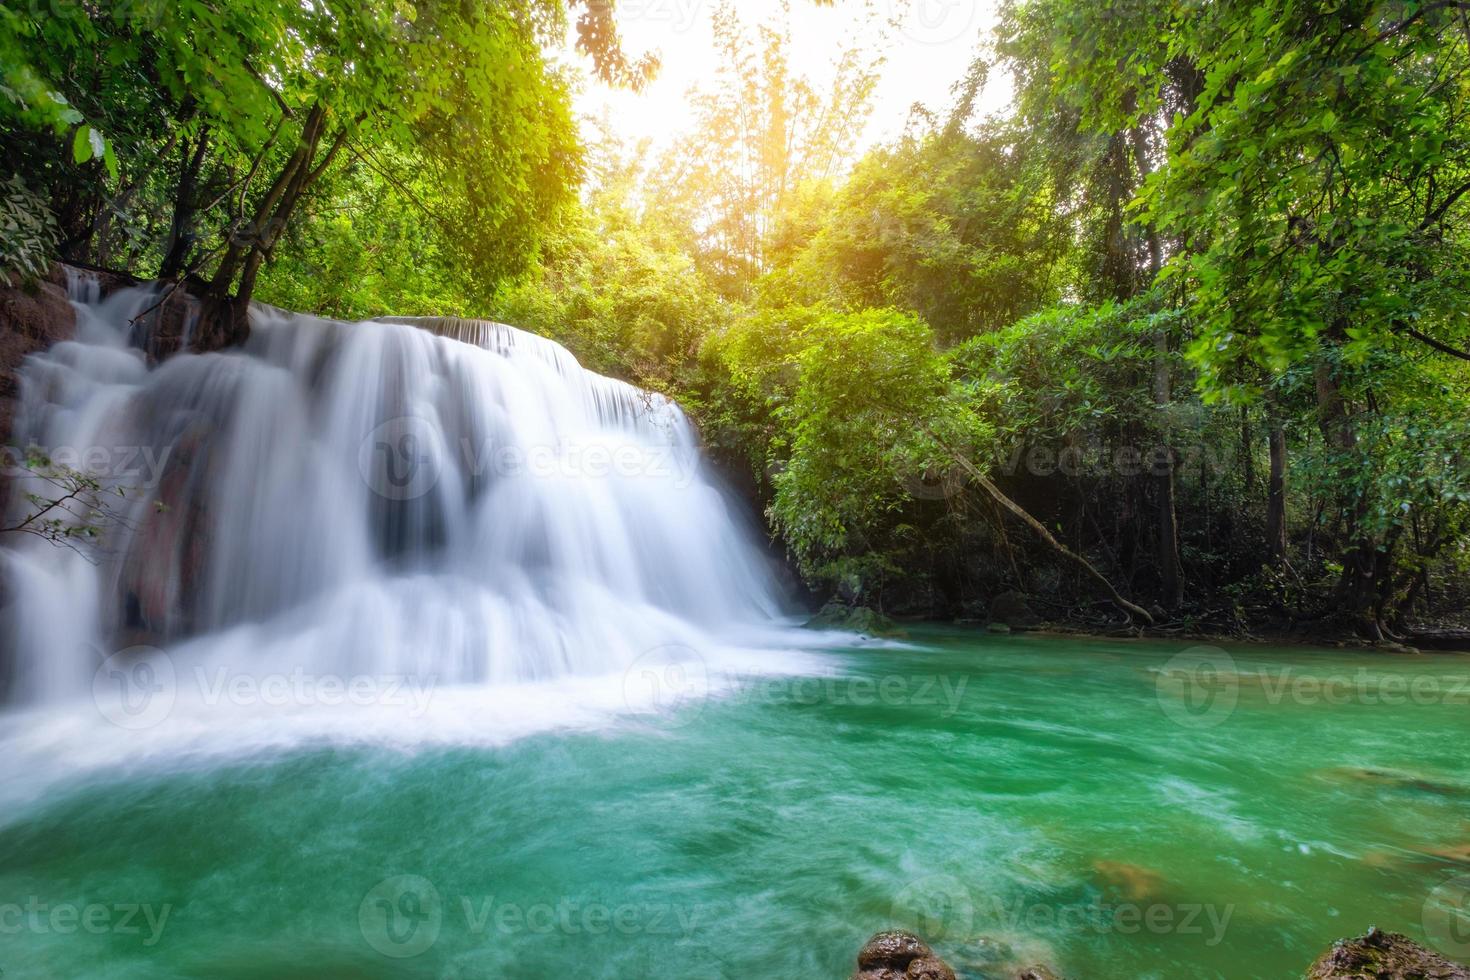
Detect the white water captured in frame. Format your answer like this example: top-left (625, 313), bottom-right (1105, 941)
top-left (0, 278), bottom-right (839, 786)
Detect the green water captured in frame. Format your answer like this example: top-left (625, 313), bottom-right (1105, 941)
top-left (3, 629), bottom-right (1469, 979)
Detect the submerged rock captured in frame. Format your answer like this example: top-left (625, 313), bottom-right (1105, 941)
top-left (1320, 766), bottom-right (1468, 798)
top-left (949, 932), bottom-right (1067, 979)
top-left (1092, 859), bottom-right (1167, 902)
top-left (1305, 927), bottom-right (1470, 979)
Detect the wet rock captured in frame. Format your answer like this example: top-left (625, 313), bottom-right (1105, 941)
top-left (989, 591), bottom-right (1040, 629)
top-left (1015, 968), bottom-right (1061, 980)
top-left (953, 933), bottom-right (1065, 979)
top-left (0, 265), bottom-right (76, 448)
top-left (857, 931), bottom-right (933, 972)
top-left (809, 600), bottom-right (899, 637)
top-left (905, 955), bottom-right (957, 980)
top-left (1305, 926), bottom-right (1470, 979)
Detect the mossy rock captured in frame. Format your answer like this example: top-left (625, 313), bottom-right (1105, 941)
top-left (1305, 927), bottom-right (1469, 978)
top-left (807, 600), bottom-right (900, 636)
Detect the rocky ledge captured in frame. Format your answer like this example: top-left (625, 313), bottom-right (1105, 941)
top-left (1306, 927), bottom-right (1470, 979)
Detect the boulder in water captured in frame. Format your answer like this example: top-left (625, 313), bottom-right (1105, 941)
top-left (904, 956), bottom-right (957, 980)
top-left (1305, 927), bottom-right (1469, 978)
top-left (854, 931), bottom-right (946, 979)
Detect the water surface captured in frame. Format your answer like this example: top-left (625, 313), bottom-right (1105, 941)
top-left (3, 628), bottom-right (1468, 979)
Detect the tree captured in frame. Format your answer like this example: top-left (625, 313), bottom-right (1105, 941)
top-left (650, 2), bottom-right (882, 294)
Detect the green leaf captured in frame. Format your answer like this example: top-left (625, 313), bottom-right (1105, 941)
top-left (71, 125), bottom-right (92, 163)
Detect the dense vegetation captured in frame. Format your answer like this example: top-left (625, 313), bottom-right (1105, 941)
top-left (4, 0), bottom-right (1469, 641)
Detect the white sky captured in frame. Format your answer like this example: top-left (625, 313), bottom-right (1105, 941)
top-left (567, 0), bottom-right (1010, 156)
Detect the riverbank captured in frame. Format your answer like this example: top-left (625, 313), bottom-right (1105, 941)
top-left (811, 599), bottom-right (1470, 656)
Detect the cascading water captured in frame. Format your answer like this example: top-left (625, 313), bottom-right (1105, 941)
top-left (0, 277), bottom-right (820, 763)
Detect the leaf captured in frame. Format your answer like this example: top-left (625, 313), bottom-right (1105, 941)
top-left (71, 125), bottom-right (92, 163)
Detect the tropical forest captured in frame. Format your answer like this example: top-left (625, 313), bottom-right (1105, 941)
top-left (0, 1), bottom-right (1468, 977)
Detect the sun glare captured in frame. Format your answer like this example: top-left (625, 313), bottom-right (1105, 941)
top-left (572, 1), bottom-right (1010, 155)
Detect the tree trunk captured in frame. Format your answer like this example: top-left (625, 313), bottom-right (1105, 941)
top-left (1266, 423), bottom-right (1287, 560)
top-left (1152, 329), bottom-right (1184, 609)
top-left (1128, 120), bottom-right (1185, 610)
top-left (1240, 406), bottom-right (1255, 494)
top-left (210, 103), bottom-right (328, 301)
top-left (1314, 353), bottom-right (1379, 638)
top-left (159, 127), bottom-right (211, 280)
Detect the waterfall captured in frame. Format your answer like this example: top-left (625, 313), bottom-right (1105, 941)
top-left (0, 281), bottom-right (796, 719)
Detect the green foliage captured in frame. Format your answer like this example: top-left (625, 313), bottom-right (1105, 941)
top-left (0, 176), bottom-right (59, 286)
top-left (769, 308), bottom-right (989, 582)
top-left (2, 448), bottom-right (140, 561)
top-left (0, 0), bottom-right (620, 308)
top-left (776, 129), bottom-right (1068, 340)
top-left (647, 2), bottom-right (882, 295)
top-left (494, 203), bottom-right (724, 390)
top-left (9, 0), bottom-right (1470, 631)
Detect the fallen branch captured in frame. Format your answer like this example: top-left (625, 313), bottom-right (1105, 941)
top-left (925, 429), bottom-right (1156, 625)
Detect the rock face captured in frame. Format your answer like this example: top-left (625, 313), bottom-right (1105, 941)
top-left (988, 591), bottom-right (1041, 629)
top-left (1306, 928), bottom-right (1470, 979)
top-left (0, 266), bottom-right (76, 450)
